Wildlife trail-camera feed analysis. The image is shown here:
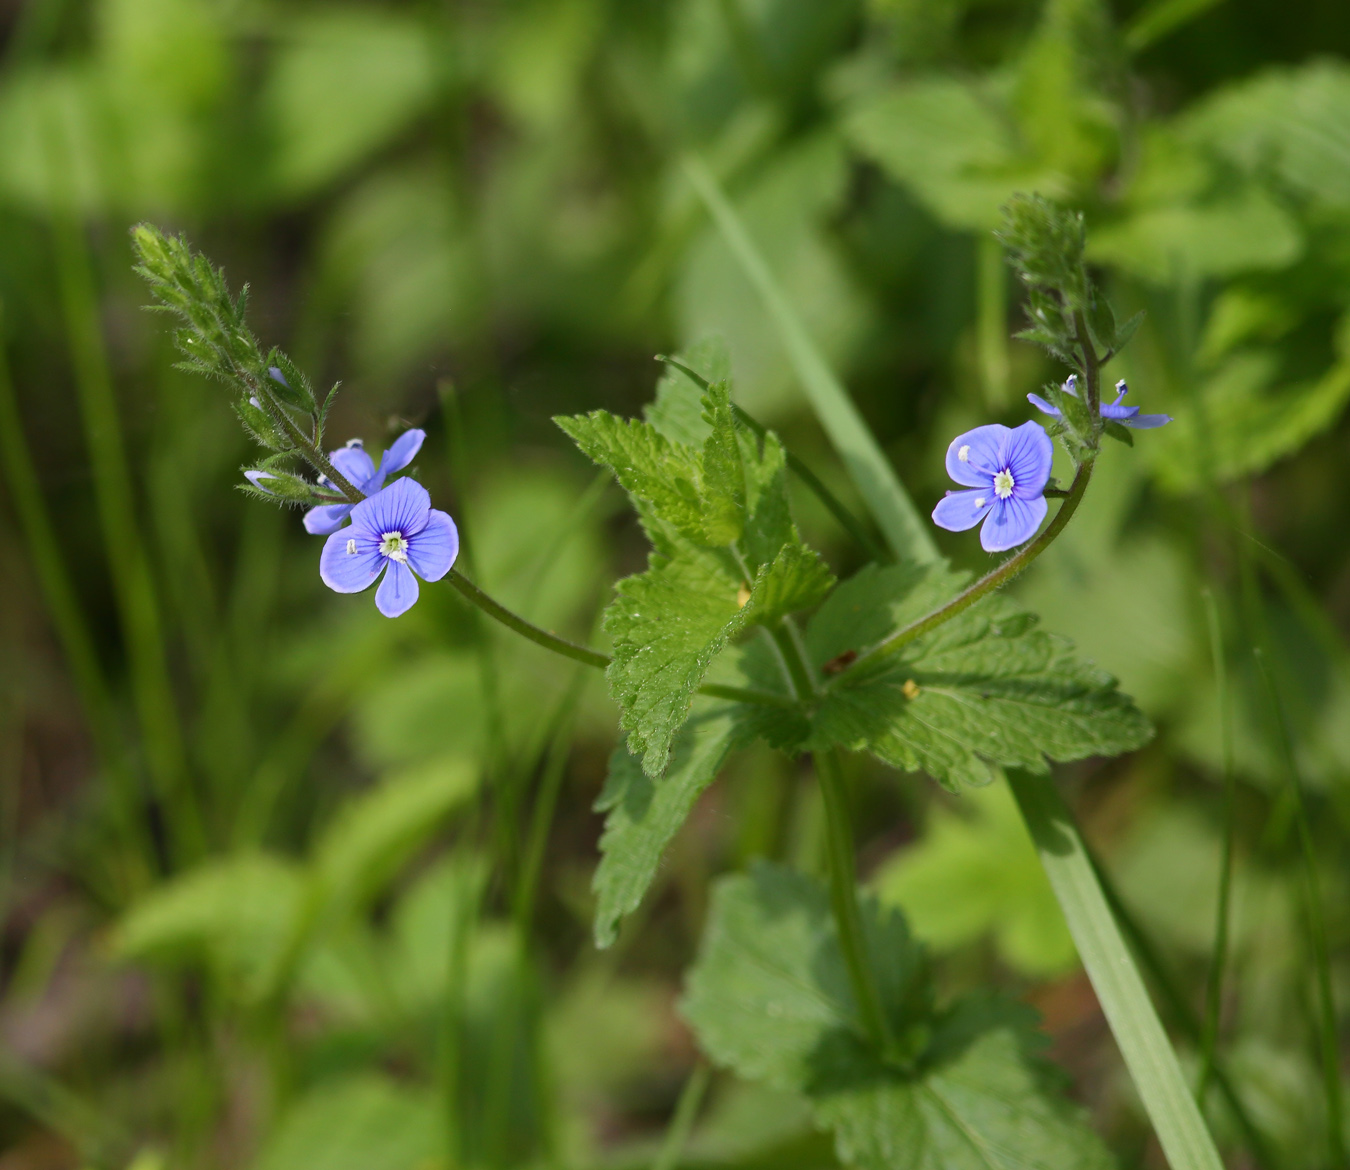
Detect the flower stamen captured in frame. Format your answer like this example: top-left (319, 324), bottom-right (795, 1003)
top-left (993, 470), bottom-right (1015, 499)
top-left (346, 538), bottom-right (358, 555)
top-left (958, 444), bottom-right (971, 462)
top-left (379, 531), bottom-right (409, 562)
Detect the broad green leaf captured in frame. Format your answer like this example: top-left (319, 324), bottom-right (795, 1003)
top-left (253, 1075), bottom-right (438, 1170)
top-left (682, 862), bottom-right (1114, 1170)
top-left (697, 382), bottom-right (747, 545)
top-left (730, 549), bottom-right (1156, 794)
top-left (743, 540), bottom-right (835, 629)
top-left (745, 563), bottom-right (1153, 790)
top-left (592, 703), bottom-right (742, 947)
top-left (111, 855), bottom-right (303, 1001)
top-left (874, 783), bottom-right (1077, 977)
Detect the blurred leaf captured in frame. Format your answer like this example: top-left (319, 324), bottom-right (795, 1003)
top-left (592, 702), bottom-right (742, 947)
top-left (353, 653), bottom-right (485, 770)
top-left (678, 134), bottom-right (872, 414)
top-left (264, 10), bottom-right (439, 198)
top-left (682, 862), bottom-right (1113, 1170)
top-left (313, 755), bottom-right (478, 911)
top-left (388, 852), bottom-right (485, 1011)
top-left (1089, 187), bottom-right (1302, 282)
top-left (1185, 60), bottom-right (1350, 209)
top-left (252, 1075), bottom-right (437, 1170)
top-left (647, 338), bottom-right (733, 446)
top-left (111, 855), bottom-right (303, 1000)
top-left (322, 164), bottom-right (472, 380)
top-left (843, 77), bottom-right (1063, 232)
top-left (1150, 329), bottom-right (1350, 490)
top-left (874, 782), bottom-right (1078, 977)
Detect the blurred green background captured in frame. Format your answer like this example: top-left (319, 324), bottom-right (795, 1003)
top-left (2, 0), bottom-right (1350, 1166)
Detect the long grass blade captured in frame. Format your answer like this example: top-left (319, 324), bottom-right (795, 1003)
top-left (1197, 587), bottom-right (1237, 1102)
top-left (682, 154), bottom-right (939, 566)
top-left (1008, 769), bottom-right (1226, 1170)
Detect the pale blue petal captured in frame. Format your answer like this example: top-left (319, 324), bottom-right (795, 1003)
top-left (1100, 402), bottom-right (1141, 420)
top-left (980, 494), bottom-right (1047, 552)
top-left (320, 530), bottom-right (384, 593)
top-left (303, 503), bottom-right (353, 535)
top-left (406, 509), bottom-right (459, 582)
top-left (1027, 393), bottom-right (1060, 418)
top-left (348, 476), bottom-right (432, 542)
top-left (244, 470), bottom-right (277, 494)
top-left (1001, 421), bottom-right (1052, 497)
top-left (377, 429), bottom-right (426, 483)
top-left (376, 559), bottom-right (420, 617)
top-left (1122, 413), bottom-right (1172, 429)
top-left (932, 489), bottom-right (994, 532)
top-left (944, 424), bottom-right (1007, 488)
top-left (330, 444), bottom-right (377, 488)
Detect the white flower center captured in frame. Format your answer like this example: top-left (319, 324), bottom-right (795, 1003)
top-left (993, 470), bottom-right (1015, 499)
top-left (345, 538), bottom-right (358, 555)
top-left (958, 444), bottom-right (971, 462)
top-left (379, 531), bottom-right (409, 562)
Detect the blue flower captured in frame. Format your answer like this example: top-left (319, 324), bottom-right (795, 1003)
top-left (932, 421), bottom-right (1053, 552)
top-left (303, 429), bottom-right (427, 535)
top-left (319, 477), bottom-right (459, 618)
top-left (1028, 376), bottom-right (1172, 429)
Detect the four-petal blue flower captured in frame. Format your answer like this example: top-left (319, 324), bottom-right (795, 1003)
top-left (304, 429), bottom-right (426, 535)
top-left (1028, 376), bottom-right (1172, 429)
top-left (932, 421), bottom-right (1053, 552)
top-left (319, 477), bottom-right (459, 618)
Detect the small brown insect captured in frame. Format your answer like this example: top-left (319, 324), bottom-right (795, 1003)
top-left (823, 649), bottom-right (858, 675)
top-left (902, 678), bottom-right (921, 700)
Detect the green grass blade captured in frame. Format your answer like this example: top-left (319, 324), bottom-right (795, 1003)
top-left (682, 154), bottom-right (939, 566)
top-left (1008, 770), bottom-right (1226, 1170)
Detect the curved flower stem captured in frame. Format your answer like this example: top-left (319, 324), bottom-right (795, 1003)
top-left (836, 455), bottom-right (1095, 679)
top-left (252, 386), bottom-right (364, 502)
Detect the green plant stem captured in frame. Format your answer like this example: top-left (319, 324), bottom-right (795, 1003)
top-left (656, 356), bottom-right (888, 563)
top-left (1008, 770), bottom-right (1225, 1170)
top-left (682, 153), bottom-right (939, 566)
top-left (1253, 646), bottom-right (1345, 1166)
top-left (814, 749), bottom-right (894, 1054)
top-left (838, 456), bottom-right (1095, 678)
top-left (1197, 587), bottom-right (1236, 1103)
top-left (652, 1063), bottom-right (712, 1170)
top-left (50, 208), bottom-right (204, 866)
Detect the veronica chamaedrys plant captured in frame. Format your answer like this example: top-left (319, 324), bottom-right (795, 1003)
top-left (133, 194), bottom-right (1224, 1168)
top-left (318, 477), bottom-right (458, 618)
top-left (931, 421), bottom-right (1052, 550)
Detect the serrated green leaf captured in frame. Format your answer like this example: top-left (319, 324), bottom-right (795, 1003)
top-left (605, 546), bottom-right (747, 775)
top-left (682, 862), bottom-right (1114, 1170)
top-left (743, 541), bottom-right (836, 629)
top-left (698, 382), bottom-right (747, 546)
top-left (646, 337), bottom-right (731, 446)
top-left (592, 703), bottom-right (742, 948)
top-left (555, 410), bottom-right (706, 536)
top-left (796, 564), bottom-right (1153, 790)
